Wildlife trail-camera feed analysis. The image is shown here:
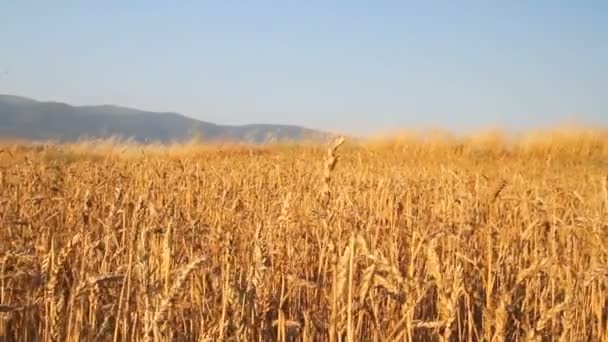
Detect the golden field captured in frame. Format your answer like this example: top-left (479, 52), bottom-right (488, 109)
top-left (1, 128), bottom-right (607, 341)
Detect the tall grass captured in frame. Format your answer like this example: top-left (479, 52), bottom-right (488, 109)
top-left (1, 128), bottom-right (607, 341)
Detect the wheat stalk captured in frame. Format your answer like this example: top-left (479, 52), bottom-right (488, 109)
top-left (148, 256), bottom-right (207, 340)
top-left (321, 136), bottom-right (345, 205)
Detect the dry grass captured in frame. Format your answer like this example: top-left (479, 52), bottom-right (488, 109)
top-left (1, 128), bottom-right (608, 341)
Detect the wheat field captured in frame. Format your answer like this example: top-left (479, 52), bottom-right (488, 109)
top-left (1, 129), bottom-right (607, 341)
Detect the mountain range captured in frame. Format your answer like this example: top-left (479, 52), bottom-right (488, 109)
top-left (0, 94), bottom-right (329, 143)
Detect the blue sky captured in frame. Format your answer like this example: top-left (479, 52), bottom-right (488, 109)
top-left (1, 1), bottom-right (607, 134)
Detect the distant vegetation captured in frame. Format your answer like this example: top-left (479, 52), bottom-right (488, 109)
top-left (0, 94), bottom-right (329, 143)
top-left (1, 128), bottom-right (607, 340)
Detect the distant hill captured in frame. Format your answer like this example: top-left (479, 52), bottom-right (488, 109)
top-left (0, 94), bottom-right (330, 143)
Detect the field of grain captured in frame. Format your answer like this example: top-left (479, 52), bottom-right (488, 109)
top-left (1, 129), bottom-right (607, 341)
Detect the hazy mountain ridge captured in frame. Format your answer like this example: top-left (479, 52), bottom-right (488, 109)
top-left (0, 94), bottom-right (330, 143)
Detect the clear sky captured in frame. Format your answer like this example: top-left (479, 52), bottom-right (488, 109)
top-left (1, 1), bottom-right (607, 134)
